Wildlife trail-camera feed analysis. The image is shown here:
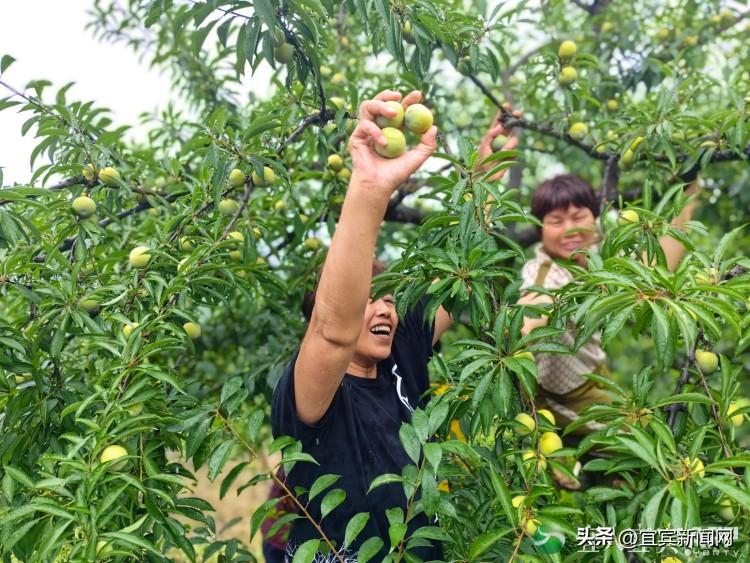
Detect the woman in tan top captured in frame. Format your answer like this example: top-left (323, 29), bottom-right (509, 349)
top-left (479, 118), bottom-right (701, 440)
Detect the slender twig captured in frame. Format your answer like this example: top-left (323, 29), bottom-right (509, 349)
top-left (667, 338), bottom-right (698, 429)
top-left (0, 79), bottom-right (98, 145)
top-left (395, 458), bottom-right (425, 561)
top-left (216, 410), bottom-right (346, 563)
top-left (696, 366), bottom-right (734, 460)
top-left (501, 43), bottom-right (550, 80)
top-left (221, 180), bottom-right (256, 239)
top-left (275, 110), bottom-right (333, 154)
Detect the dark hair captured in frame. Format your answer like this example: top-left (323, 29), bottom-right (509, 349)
top-left (531, 174), bottom-right (598, 223)
top-left (301, 258), bottom-right (387, 322)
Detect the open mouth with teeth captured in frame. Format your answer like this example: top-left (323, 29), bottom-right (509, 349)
top-left (369, 324), bottom-right (392, 337)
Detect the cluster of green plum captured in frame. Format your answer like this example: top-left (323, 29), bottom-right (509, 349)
top-left (372, 101), bottom-right (434, 158)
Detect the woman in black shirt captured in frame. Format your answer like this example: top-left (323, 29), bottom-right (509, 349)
top-left (271, 89), bottom-right (453, 562)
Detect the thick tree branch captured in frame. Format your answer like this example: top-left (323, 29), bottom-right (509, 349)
top-left (597, 156), bottom-right (620, 215)
top-left (570, 0), bottom-right (613, 15)
top-left (0, 176), bottom-right (89, 206)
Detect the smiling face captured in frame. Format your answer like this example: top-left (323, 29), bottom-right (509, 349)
top-left (541, 204), bottom-right (596, 263)
top-left (530, 175), bottom-right (598, 266)
top-left (347, 293), bottom-right (399, 377)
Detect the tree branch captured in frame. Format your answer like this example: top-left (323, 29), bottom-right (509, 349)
top-left (597, 156), bottom-right (620, 215)
top-left (471, 72), bottom-right (750, 166)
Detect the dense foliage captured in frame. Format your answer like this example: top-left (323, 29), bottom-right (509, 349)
top-left (1, 0), bottom-right (750, 561)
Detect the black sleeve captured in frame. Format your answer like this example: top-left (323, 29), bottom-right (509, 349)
top-left (406, 295), bottom-right (436, 358)
top-left (271, 350), bottom-right (339, 441)
top-left (393, 296), bottom-right (435, 395)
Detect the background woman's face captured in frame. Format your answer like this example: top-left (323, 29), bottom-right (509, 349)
top-left (541, 205), bottom-right (596, 261)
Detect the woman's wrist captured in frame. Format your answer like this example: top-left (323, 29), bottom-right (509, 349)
top-left (348, 172), bottom-right (396, 203)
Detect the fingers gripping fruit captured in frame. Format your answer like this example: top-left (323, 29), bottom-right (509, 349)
top-left (374, 127), bottom-right (407, 159)
top-left (371, 96), bottom-right (435, 159)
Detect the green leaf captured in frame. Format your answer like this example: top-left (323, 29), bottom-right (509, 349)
top-left (368, 473), bottom-right (404, 493)
top-left (648, 301), bottom-right (671, 370)
top-left (357, 536), bottom-right (384, 563)
top-left (36, 519), bottom-right (73, 561)
top-left (1, 54), bottom-right (15, 74)
top-left (423, 442), bottom-right (441, 473)
top-left (292, 538), bottom-right (320, 563)
top-left (220, 461), bottom-right (250, 499)
top-left (399, 423), bottom-right (421, 465)
top-left (308, 473), bottom-right (340, 501)
top-left (250, 497), bottom-right (281, 540)
top-left (281, 452), bottom-right (319, 465)
top-left (616, 435), bottom-right (664, 475)
top-left (703, 477), bottom-right (750, 510)
top-left (1, 517), bottom-right (42, 551)
top-left (186, 416), bottom-right (212, 458)
top-left (641, 485), bottom-right (668, 529)
top-left (208, 439), bottom-right (235, 480)
top-left (247, 410), bottom-right (264, 442)
top-left (320, 488), bottom-right (345, 519)
top-left (3, 465), bottom-right (34, 488)
top-left (411, 526), bottom-right (452, 542)
top-left (584, 487), bottom-right (632, 503)
top-left (254, 0), bottom-right (276, 27)
top-left (343, 512), bottom-right (370, 548)
top-left (489, 468), bottom-right (514, 523)
top-left (101, 531), bottom-right (162, 557)
top-left (652, 393), bottom-right (714, 407)
top-left (469, 528), bottom-right (511, 560)
top-left (389, 521), bottom-right (407, 548)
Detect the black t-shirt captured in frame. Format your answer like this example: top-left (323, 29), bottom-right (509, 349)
top-left (271, 297), bottom-right (443, 562)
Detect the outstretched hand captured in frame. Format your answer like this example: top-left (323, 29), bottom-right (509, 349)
top-left (348, 89), bottom-right (437, 197)
top-left (477, 109), bottom-right (521, 181)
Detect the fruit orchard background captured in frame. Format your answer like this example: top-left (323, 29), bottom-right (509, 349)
top-left (1, 0), bottom-right (750, 561)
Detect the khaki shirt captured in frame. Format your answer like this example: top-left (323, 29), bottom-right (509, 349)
top-left (520, 244), bottom-right (607, 394)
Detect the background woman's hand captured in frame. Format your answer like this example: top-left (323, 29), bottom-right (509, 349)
top-left (477, 109), bottom-right (521, 181)
top-left (348, 89), bottom-right (437, 197)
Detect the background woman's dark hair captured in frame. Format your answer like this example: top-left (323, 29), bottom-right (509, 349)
top-left (531, 174), bottom-right (598, 224)
top-left (301, 258), bottom-right (387, 322)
